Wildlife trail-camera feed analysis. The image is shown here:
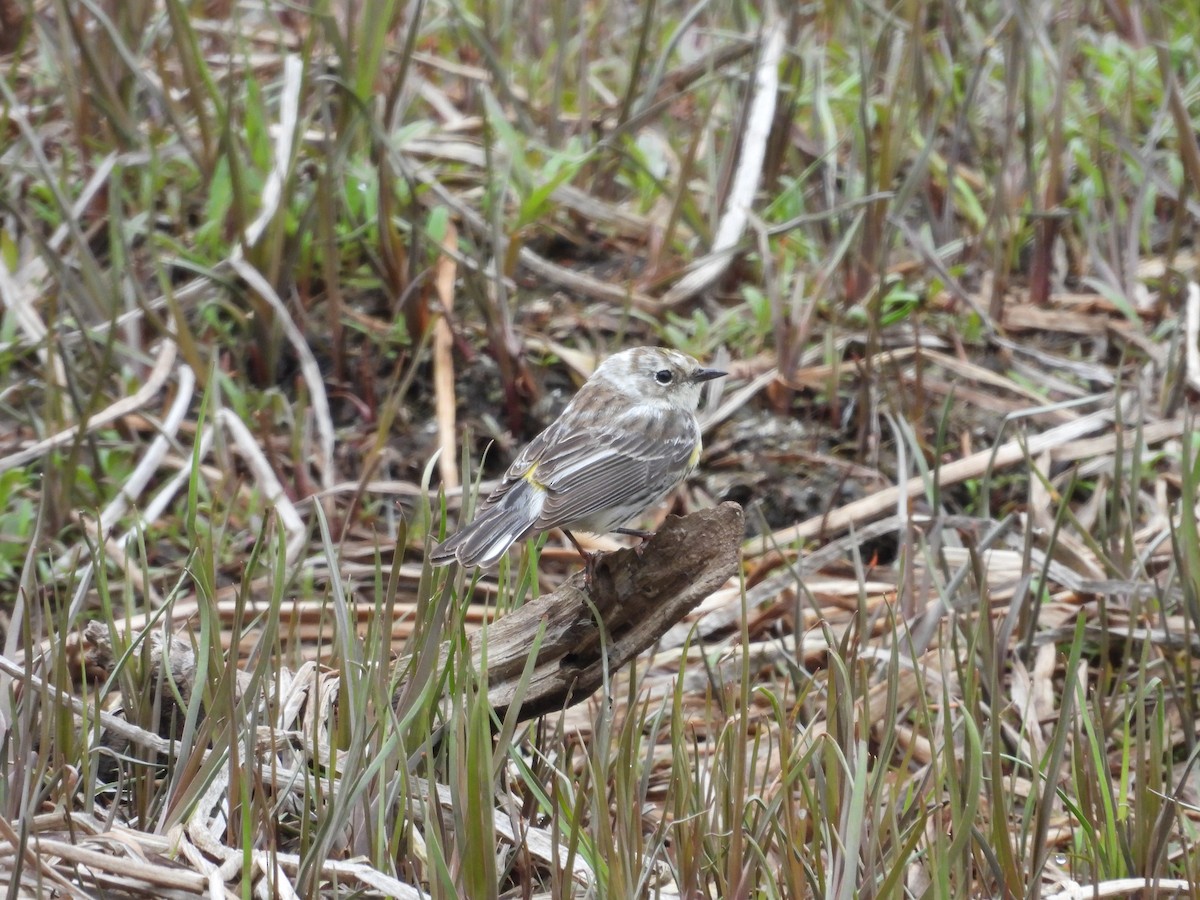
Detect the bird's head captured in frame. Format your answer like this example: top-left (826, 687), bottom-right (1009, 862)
top-left (590, 347), bottom-right (726, 412)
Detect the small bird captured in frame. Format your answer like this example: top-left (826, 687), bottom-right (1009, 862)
top-left (431, 346), bottom-right (726, 569)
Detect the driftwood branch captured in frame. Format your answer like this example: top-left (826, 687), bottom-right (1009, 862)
top-left (445, 502), bottom-right (745, 722)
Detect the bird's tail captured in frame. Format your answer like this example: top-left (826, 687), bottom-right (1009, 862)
top-left (429, 482), bottom-right (543, 568)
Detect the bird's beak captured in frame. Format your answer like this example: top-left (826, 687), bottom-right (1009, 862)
top-left (690, 367), bottom-right (727, 383)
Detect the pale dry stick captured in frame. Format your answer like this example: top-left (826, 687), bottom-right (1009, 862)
top-left (992, 333), bottom-right (1117, 386)
top-left (1007, 653), bottom-right (1046, 770)
top-left (432, 223), bottom-right (460, 490)
top-left (314, 478), bottom-right (480, 502)
top-left (1185, 282), bottom-right (1200, 393)
top-left (244, 55), bottom-right (302, 247)
top-left (36, 548), bottom-right (399, 656)
top-left (933, 545), bottom-right (1088, 595)
top-left (432, 318), bottom-right (459, 489)
top-left (512, 239), bottom-right (661, 310)
top-left (1003, 302), bottom-right (1118, 337)
top-left (57, 366), bottom-right (196, 617)
top-left (179, 808), bottom-right (428, 899)
top-left (519, 336), bottom-right (604, 381)
top-left (749, 405), bottom-right (1185, 556)
top-left (125, 425), bottom-right (216, 541)
top-left (20, 836), bottom-right (211, 894)
top-left (1025, 643), bottom-right (1058, 763)
top-left (312, 860), bottom-right (428, 900)
top-left (660, 22), bottom-right (786, 307)
top-left (415, 75), bottom-right (473, 126)
top-left (226, 256), bottom-right (335, 496)
top-left (55, 426), bottom-right (215, 633)
top-left (782, 344), bottom-right (923, 390)
top-left (1042, 621), bottom-right (1200, 655)
top-left (168, 831), bottom-right (225, 892)
top-left (277, 659), bottom-right (321, 724)
top-left (0, 336), bottom-right (178, 474)
top-left (1047, 417), bottom-right (1185, 465)
top-left (552, 183), bottom-right (655, 237)
top-left (46, 152), bottom-right (119, 254)
top-left (409, 48), bottom-right (502, 85)
top-left (214, 408), bottom-right (307, 565)
top-left (259, 840), bottom-right (428, 899)
top-left (889, 414), bottom-right (918, 530)
top-left (184, 755), bottom-right (238, 862)
top-left (1028, 448), bottom-right (1055, 534)
top-left (255, 856), bottom-right (302, 900)
top-left (0, 652), bottom-right (176, 757)
top-left (1137, 252), bottom-right (1200, 281)
top-left (1043, 878), bottom-right (1195, 898)
top-left (0, 815), bottom-right (82, 898)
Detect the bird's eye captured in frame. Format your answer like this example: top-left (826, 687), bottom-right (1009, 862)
top-left (654, 369), bottom-right (674, 385)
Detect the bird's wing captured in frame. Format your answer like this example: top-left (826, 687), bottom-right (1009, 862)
top-left (525, 411), bottom-right (700, 530)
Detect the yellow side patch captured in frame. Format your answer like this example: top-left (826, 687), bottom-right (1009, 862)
top-left (523, 463), bottom-right (547, 490)
top-left (688, 440), bottom-right (702, 469)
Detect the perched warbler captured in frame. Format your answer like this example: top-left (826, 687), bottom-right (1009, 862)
top-left (431, 346), bottom-right (726, 568)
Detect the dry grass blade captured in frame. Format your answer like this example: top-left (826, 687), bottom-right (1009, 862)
top-left (0, 338), bottom-right (178, 474)
top-left (433, 224), bottom-right (460, 491)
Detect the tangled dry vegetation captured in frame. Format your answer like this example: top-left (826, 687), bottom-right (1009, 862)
top-left (2, 1), bottom-right (1200, 897)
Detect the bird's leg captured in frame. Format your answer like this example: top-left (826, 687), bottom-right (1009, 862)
top-left (562, 529), bottom-right (601, 586)
top-left (613, 525), bottom-right (653, 557)
top-left (562, 528), bottom-right (590, 559)
top-left (612, 527), bottom-right (653, 538)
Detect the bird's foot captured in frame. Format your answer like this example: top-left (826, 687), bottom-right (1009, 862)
top-left (583, 550), bottom-right (603, 589)
top-left (613, 526), bottom-right (653, 557)
top-left (613, 526), bottom-right (653, 539)
top-left (562, 529), bottom-right (601, 588)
